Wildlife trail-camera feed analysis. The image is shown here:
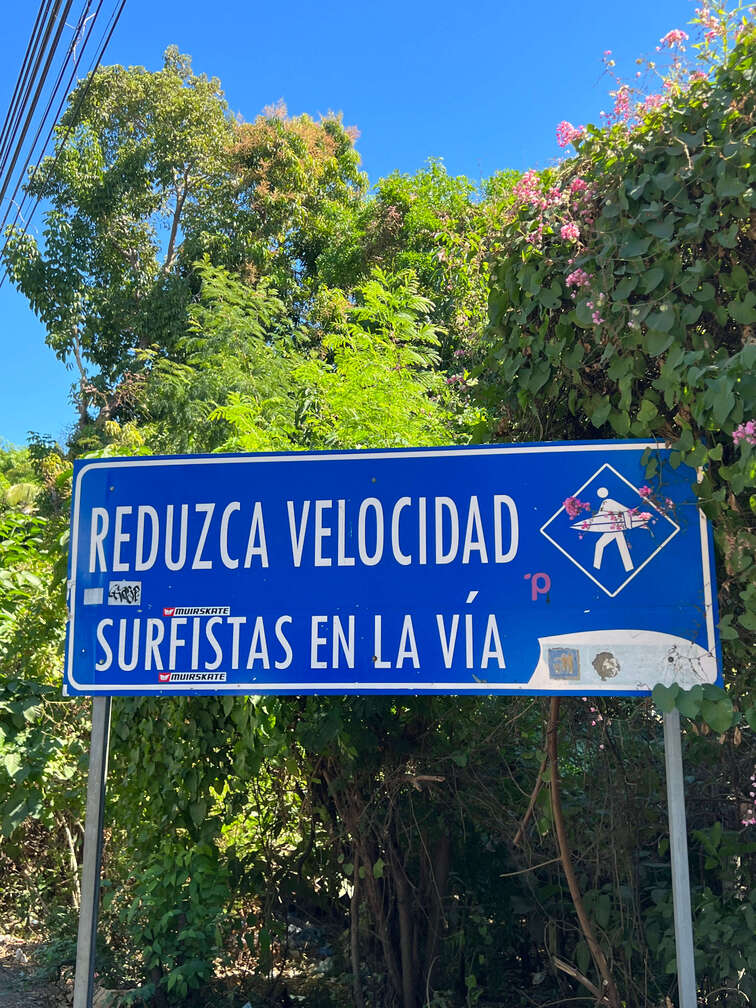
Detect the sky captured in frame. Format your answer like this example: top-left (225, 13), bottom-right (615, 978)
top-left (0, 0), bottom-right (698, 447)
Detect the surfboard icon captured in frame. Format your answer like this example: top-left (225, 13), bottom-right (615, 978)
top-left (571, 508), bottom-right (651, 533)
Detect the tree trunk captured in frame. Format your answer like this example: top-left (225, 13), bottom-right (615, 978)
top-left (350, 849), bottom-right (365, 1008)
top-left (547, 697), bottom-right (621, 1008)
top-left (423, 830), bottom-right (451, 994)
top-left (389, 836), bottom-right (417, 1008)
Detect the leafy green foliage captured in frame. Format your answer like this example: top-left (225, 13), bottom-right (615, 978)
top-left (483, 31), bottom-right (755, 709)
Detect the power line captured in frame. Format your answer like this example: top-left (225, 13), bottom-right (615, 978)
top-left (0, 0), bottom-right (101, 241)
top-left (0, 0), bottom-right (51, 166)
top-left (0, 0), bottom-right (127, 289)
top-left (0, 0), bottom-right (73, 213)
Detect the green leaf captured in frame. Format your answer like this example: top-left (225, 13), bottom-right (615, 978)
top-left (700, 698), bottom-right (733, 734)
top-left (716, 223), bottom-right (739, 249)
top-left (563, 343), bottom-right (584, 368)
top-left (189, 800), bottom-right (207, 827)
top-left (712, 384), bottom-right (735, 426)
top-left (646, 305), bottom-right (675, 332)
top-left (614, 276), bottom-right (638, 300)
top-left (693, 282), bottom-right (716, 304)
top-left (373, 858), bottom-right (385, 879)
top-left (619, 236), bottom-right (652, 259)
top-left (675, 685), bottom-right (703, 719)
top-left (641, 267), bottom-right (665, 294)
top-left (728, 292), bottom-right (756, 325)
top-left (646, 217), bottom-right (675, 241)
top-left (646, 329), bottom-right (674, 356)
top-left (590, 397), bottom-right (611, 429)
top-left (636, 398), bottom-right (658, 425)
top-left (681, 303), bottom-right (702, 325)
top-left (653, 172), bottom-right (676, 192)
top-left (715, 175), bottom-right (747, 199)
top-left (653, 683), bottom-right (680, 713)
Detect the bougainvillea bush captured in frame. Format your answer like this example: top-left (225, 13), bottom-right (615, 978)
top-left (482, 13), bottom-right (755, 702)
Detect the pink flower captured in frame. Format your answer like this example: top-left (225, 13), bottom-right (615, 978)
top-left (612, 85), bottom-right (632, 121)
top-left (642, 93), bottom-right (664, 112)
top-left (564, 496), bottom-right (591, 519)
top-left (660, 29), bottom-right (689, 49)
top-left (570, 177), bottom-right (588, 194)
top-left (638, 485), bottom-right (652, 497)
top-left (514, 169), bottom-right (542, 207)
top-left (591, 311), bottom-right (604, 325)
top-left (733, 420), bottom-right (756, 447)
top-left (561, 223), bottom-right (580, 242)
top-left (566, 268), bottom-right (591, 288)
top-left (556, 121), bottom-right (586, 148)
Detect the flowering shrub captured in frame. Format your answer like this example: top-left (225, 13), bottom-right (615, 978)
top-left (483, 8), bottom-right (755, 717)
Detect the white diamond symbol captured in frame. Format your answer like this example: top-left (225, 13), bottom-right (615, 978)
top-left (540, 464), bottom-right (680, 597)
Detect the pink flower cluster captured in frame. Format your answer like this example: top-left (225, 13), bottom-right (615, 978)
top-left (732, 420), bottom-right (756, 447)
top-left (556, 120), bottom-right (586, 148)
top-left (570, 177), bottom-right (588, 194)
top-left (638, 485), bottom-right (652, 497)
top-left (696, 6), bottom-right (722, 43)
top-left (642, 93), bottom-right (665, 112)
top-left (514, 170), bottom-right (543, 207)
top-left (564, 496), bottom-right (591, 519)
top-left (561, 223), bottom-right (580, 242)
top-left (566, 268), bottom-right (591, 289)
top-left (586, 294), bottom-right (605, 325)
top-left (629, 507), bottom-right (653, 525)
top-left (659, 28), bottom-right (689, 49)
top-left (582, 699), bottom-right (606, 749)
top-left (612, 84), bottom-right (632, 121)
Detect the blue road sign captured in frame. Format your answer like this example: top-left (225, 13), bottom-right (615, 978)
top-left (64, 441), bottom-right (721, 696)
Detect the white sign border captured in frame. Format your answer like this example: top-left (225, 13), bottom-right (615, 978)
top-left (66, 442), bottom-right (716, 694)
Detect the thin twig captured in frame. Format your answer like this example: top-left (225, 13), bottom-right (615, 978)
top-left (514, 748), bottom-right (548, 847)
top-left (500, 856), bottom-right (561, 878)
top-left (548, 698), bottom-right (621, 1008)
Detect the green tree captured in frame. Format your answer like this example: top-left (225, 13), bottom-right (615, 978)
top-left (2, 47), bottom-right (236, 414)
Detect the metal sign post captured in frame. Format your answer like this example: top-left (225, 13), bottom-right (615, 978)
top-left (663, 708), bottom-right (697, 1007)
top-left (73, 696), bottom-right (111, 1008)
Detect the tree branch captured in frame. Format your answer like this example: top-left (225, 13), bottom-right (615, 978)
top-left (547, 697), bottom-right (621, 1008)
top-left (163, 171), bottom-right (190, 274)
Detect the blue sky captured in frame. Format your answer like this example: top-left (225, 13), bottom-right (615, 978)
top-left (0, 0), bottom-right (697, 446)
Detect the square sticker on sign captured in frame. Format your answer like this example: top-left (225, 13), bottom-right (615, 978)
top-left (107, 581), bottom-right (141, 606)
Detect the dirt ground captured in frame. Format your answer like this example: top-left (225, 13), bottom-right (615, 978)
top-left (0, 934), bottom-right (61, 1008)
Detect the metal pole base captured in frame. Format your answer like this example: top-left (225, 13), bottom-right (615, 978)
top-left (73, 697), bottom-right (112, 1008)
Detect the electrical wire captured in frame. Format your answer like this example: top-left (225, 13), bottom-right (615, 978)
top-left (0, 0), bottom-right (127, 289)
top-left (0, 0), bottom-right (101, 240)
top-left (0, 0), bottom-right (51, 166)
top-left (0, 0), bottom-right (74, 213)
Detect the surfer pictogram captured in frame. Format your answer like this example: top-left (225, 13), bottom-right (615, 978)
top-left (572, 487), bottom-right (651, 572)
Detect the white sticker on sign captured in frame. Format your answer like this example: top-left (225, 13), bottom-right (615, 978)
top-left (107, 581), bottom-right (142, 606)
top-left (83, 587), bottom-right (104, 605)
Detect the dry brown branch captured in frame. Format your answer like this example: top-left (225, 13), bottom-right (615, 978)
top-left (553, 956), bottom-right (603, 1001)
top-left (513, 748), bottom-right (548, 847)
top-left (548, 697), bottom-right (621, 1008)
